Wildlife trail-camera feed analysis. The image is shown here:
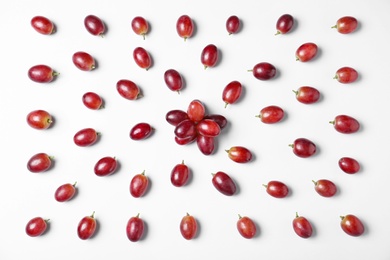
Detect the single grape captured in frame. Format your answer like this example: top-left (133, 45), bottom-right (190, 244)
top-left (330, 115), bottom-right (360, 134)
top-left (275, 14), bottom-right (294, 35)
top-left (131, 16), bottom-right (149, 39)
top-left (334, 67), bottom-right (358, 83)
top-left (133, 47), bottom-right (152, 70)
top-left (290, 138), bottom-right (316, 158)
top-left (338, 157), bottom-right (360, 174)
top-left (28, 65), bottom-right (59, 83)
top-left (171, 160), bottom-right (190, 187)
top-left (72, 51), bottom-right (95, 71)
top-left (25, 217), bottom-right (48, 237)
top-left (54, 182), bottom-right (77, 202)
top-left (237, 214), bottom-right (256, 239)
top-left (256, 105), bottom-right (284, 124)
top-left (196, 119), bottom-right (221, 137)
top-left (31, 16), bottom-right (55, 35)
top-left (164, 69), bottom-right (183, 93)
top-left (201, 44), bottom-right (219, 69)
top-left (130, 171), bottom-right (149, 198)
top-left (226, 15), bottom-right (240, 34)
top-left (332, 16), bottom-right (358, 34)
top-left (196, 135), bottom-right (215, 155)
top-left (187, 100), bottom-right (205, 123)
top-left (174, 119), bottom-right (197, 139)
top-left (312, 179), bottom-right (337, 197)
top-left (226, 146), bottom-right (252, 163)
top-left (27, 153), bottom-right (52, 173)
top-left (84, 15), bottom-right (105, 36)
top-left (116, 79), bottom-right (141, 100)
top-left (126, 213), bottom-right (144, 242)
top-left (166, 110), bottom-right (189, 126)
top-left (73, 128), bottom-right (99, 147)
top-left (130, 123), bottom-right (153, 140)
top-left (94, 156), bottom-right (117, 177)
top-left (295, 42), bottom-right (318, 62)
top-left (82, 92), bottom-right (103, 110)
top-left (180, 213), bottom-right (197, 240)
top-left (26, 109), bottom-right (53, 130)
top-left (77, 212), bottom-right (97, 240)
top-left (222, 80), bottom-right (242, 108)
top-left (263, 180), bottom-right (289, 198)
top-left (340, 214), bottom-right (364, 236)
top-left (249, 62), bottom-right (276, 80)
top-left (212, 171), bottom-right (236, 196)
top-left (292, 212), bottom-right (313, 238)
top-left (293, 86), bottom-right (320, 104)
top-left (176, 15), bottom-right (194, 40)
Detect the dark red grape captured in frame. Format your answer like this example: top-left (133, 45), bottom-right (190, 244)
top-left (226, 15), bottom-right (240, 35)
top-left (338, 157), bottom-right (360, 174)
top-left (84, 15), bottom-right (105, 36)
top-left (174, 119), bottom-right (197, 139)
top-left (334, 67), bottom-right (358, 83)
top-left (275, 14), bottom-right (294, 35)
top-left (130, 123), bottom-right (153, 140)
top-left (180, 213), bottom-right (197, 240)
top-left (292, 212), bottom-right (313, 238)
top-left (263, 180), bottom-right (289, 198)
top-left (94, 156), bottom-right (117, 177)
top-left (256, 105), bottom-right (284, 124)
top-left (212, 171), bottom-right (236, 196)
top-left (116, 79), bottom-right (141, 100)
top-left (164, 69), bottom-right (183, 93)
top-left (293, 86), bottom-right (320, 104)
top-left (131, 16), bottom-right (149, 39)
top-left (290, 138), bottom-right (316, 158)
top-left (133, 47), bottom-right (152, 70)
top-left (250, 62), bottom-right (276, 80)
top-left (226, 146), bottom-right (252, 163)
top-left (28, 64), bottom-right (58, 83)
top-left (130, 171), bottom-right (149, 198)
top-left (175, 135), bottom-right (196, 145)
top-left (25, 217), bottom-right (48, 237)
top-left (330, 115), bottom-right (360, 134)
top-left (77, 212), bottom-right (97, 240)
top-left (171, 160), bottom-right (190, 187)
top-left (203, 114), bottom-right (227, 130)
top-left (166, 110), bottom-right (189, 126)
top-left (340, 214), bottom-right (364, 236)
top-left (237, 215), bottom-right (256, 239)
top-left (26, 109), bottom-right (53, 130)
top-left (201, 44), bottom-right (219, 69)
top-left (176, 15), bottom-right (194, 41)
top-left (27, 153), bottom-right (52, 173)
top-left (312, 179), bottom-right (337, 197)
top-left (126, 213), bottom-right (144, 242)
top-left (73, 128), bottom-right (99, 147)
top-left (72, 51), bottom-right (95, 71)
top-left (196, 135), bottom-right (215, 155)
top-left (296, 42), bottom-right (318, 62)
top-left (222, 81), bottom-right (242, 107)
top-left (332, 16), bottom-right (358, 34)
top-left (31, 16), bottom-right (54, 35)
top-left (54, 182), bottom-right (77, 202)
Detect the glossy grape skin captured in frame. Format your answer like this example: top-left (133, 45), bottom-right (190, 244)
top-left (197, 135), bottom-right (215, 155)
top-left (292, 213), bottom-right (313, 238)
top-left (296, 42), bottom-right (318, 62)
top-left (175, 135), bottom-right (197, 146)
top-left (237, 215), bottom-right (256, 239)
top-left (338, 157), bottom-right (360, 174)
top-left (222, 81), bottom-right (242, 107)
top-left (334, 67), bottom-right (358, 83)
top-left (77, 212), bottom-right (97, 240)
top-left (82, 92), bottom-right (103, 110)
top-left (226, 15), bottom-right (240, 34)
top-left (130, 171), bottom-right (149, 198)
top-left (340, 214), bottom-right (365, 236)
top-left (250, 62), bottom-right (276, 80)
top-left (116, 79), bottom-right (141, 100)
top-left (174, 119), bottom-right (197, 139)
top-left (176, 15), bottom-right (194, 40)
top-left (84, 15), bottom-right (105, 36)
top-left (166, 110), bottom-right (189, 126)
top-left (31, 16), bottom-right (54, 35)
top-left (275, 14), bottom-right (294, 35)
top-left (203, 114), bottom-right (228, 130)
top-left (164, 69), bottom-right (183, 92)
top-left (130, 122), bottom-right (153, 140)
top-left (72, 51), bottom-right (95, 71)
top-left (25, 217), bottom-right (48, 237)
top-left (263, 180), bottom-right (289, 198)
top-left (26, 110), bottom-right (53, 130)
top-left (201, 44), bottom-right (219, 69)
top-left (27, 153), bottom-right (52, 173)
top-left (330, 115), bottom-right (360, 134)
top-left (226, 146), bottom-right (252, 163)
top-left (94, 156), bottom-right (117, 177)
top-left (196, 119), bottom-right (221, 137)
top-left (290, 138), bottom-right (316, 158)
top-left (131, 16), bottom-right (149, 39)
top-left (333, 16), bottom-right (358, 34)
top-left (256, 105), bottom-right (284, 124)
top-left (28, 65), bottom-right (58, 83)
top-left (126, 214), bottom-right (144, 242)
top-left (312, 179), bottom-right (337, 197)
top-left (293, 86), bottom-right (320, 104)
top-left (212, 171), bottom-right (236, 196)
top-left (133, 47), bottom-right (152, 70)
top-left (171, 161), bottom-right (190, 187)
top-left (187, 100), bottom-right (205, 123)
top-left (73, 128), bottom-right (99, 147)
top-left (180, 213), bottom-right (197, 240)
top-left (54, 182), bottom-right (76, 202)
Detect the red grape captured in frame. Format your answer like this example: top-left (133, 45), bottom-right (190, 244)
top-left (74, 128), bottom-right (99, 147)
top-left (340, 214), bottom-right (365, 236)
top-left (131, 16), bottom-right (149, 39)
top-left (26, 109), bottom-right (53, 130)
top-left (293, 86), bottom-right (320, 104)
top-left (133, 47), bottom-right (152, 70)
top-left (196, 119), bottom-right (221, 137)
top-left (126, 213), bottom-right (144, 242)
top-left (237, 215), bottom-right (256, 239)
top-left (338, 157), bottom-right (360, 174)
top-left (28, 64), bottom-right (58, 83)
top-left (176, 15), bottom-right (194, 41)
top-left (77, 212), bottom-right (97, 240)
top-left (330, 115), bottom-right (360, 134)
top-left (292, 212), bottom-right (313, 238)
top-left (201, 44), bottom-right (219, 69)
top-left (290, 138), bottom-right (316, 158)
top-left (54, 182), bottom-right (77, 202)
top-left (203, 114), bottom-right (228, 129)
top-left (312, 179), bottom-right (337, 197)
top-left (295, 42), bottom-right (318, 62)
top-left (226, 15), bottom-right (240, 35)
top-left (250, 62), bottom-right (276, 80)
top-left (82, 92), bottom-right (103, 110)
top-left (130, 122), bottom-right (153, 140)
top-left (27, 153), bottom-right (52, 173)
top-left (226, 146), bottom-right (252, 163)
top-left (171, 160), bottom-right (190, 187)
top-left (130, 171), bottom-right (149, 198)
top-left (72, 51), bottom-right (95, 71)
top-left (174, 119), bottom-right (197, 139)
top-left (263, 180), bottom-right (289, 198)
top-left (25, 217), bottom-right (48, 237)
top-left (187, 99), bottom-right (205, 123)
top-left (175, 135), bottom-right (196, 145)
top-left (334, 67), bottom-right (358, 83)
top-left (256, 105), bottom-right (284, 124)
top-left (275, 14), bottom-right (294, 35)
top-left (164, 69), bottom-right (183, 93)
top-left (180, 213), bottom-right (197, 240)
top-left (31, 16), bottom-right (54, 35)
top-left (94, 156), bottom-right (117, 177)
top-left (84, 15), bottom-right (105, 36)
top-left (212, 171), bottom-right (236, 196)
top-left (196, 135), bottom-right (215, 155)
top-left (222, 80), bottom-right (242, 107)
top-left (166, 110), bottom-right (189, 126)
top-left (116, 79), bottom-right (141, 100)
top-left (332, 16), bottom-right (358, 34)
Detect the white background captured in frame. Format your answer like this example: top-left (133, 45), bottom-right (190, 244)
top-left (1, 0), bottom-right (389, 259)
